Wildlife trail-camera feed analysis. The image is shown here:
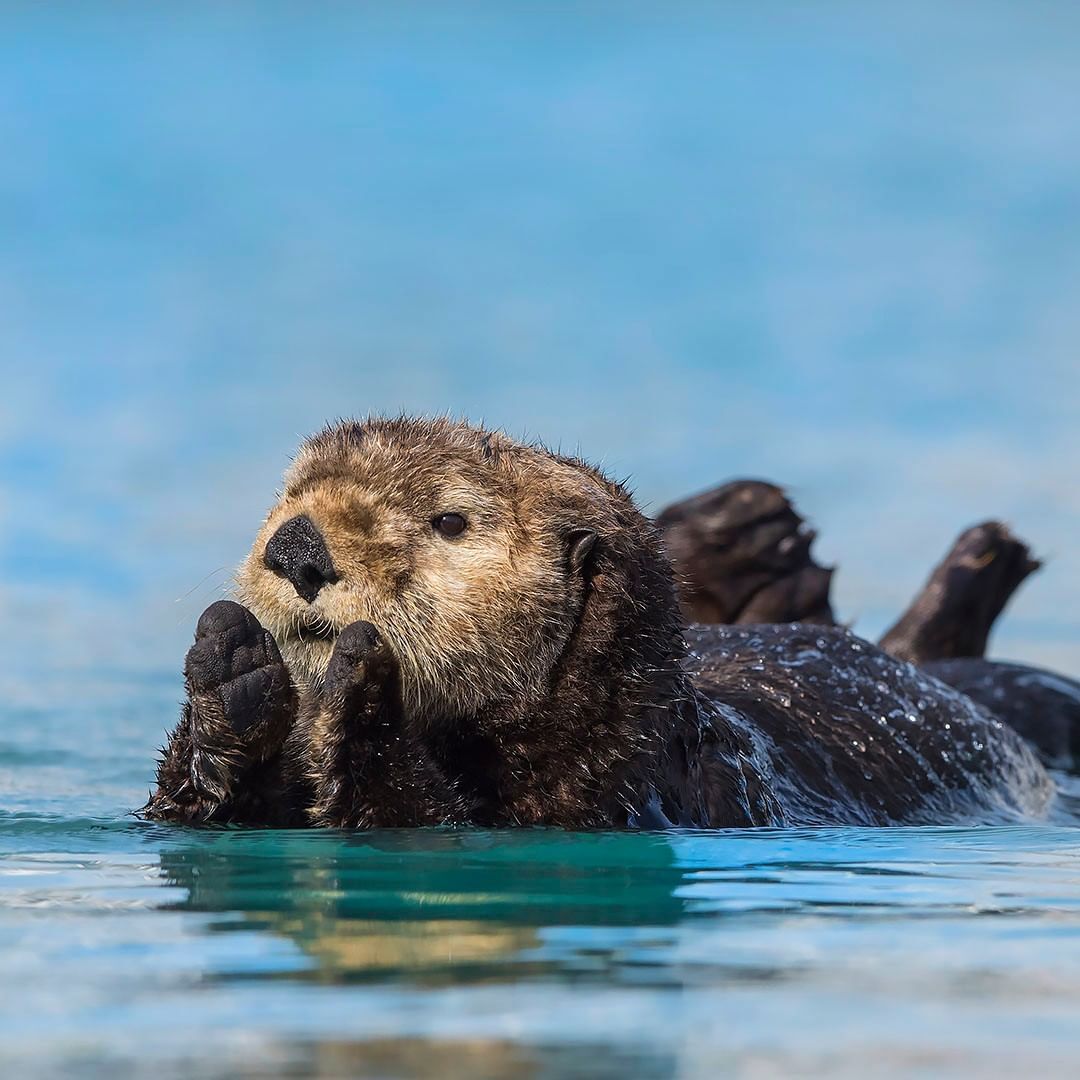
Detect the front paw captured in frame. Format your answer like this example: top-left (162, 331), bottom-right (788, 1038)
top-left (323, 621), bottom-right (400, 714)
top-left (185, 600), bottom-right (293, 742)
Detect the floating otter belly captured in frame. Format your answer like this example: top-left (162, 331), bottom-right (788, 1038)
top-left (140, 417), bottom-right (1058, 830)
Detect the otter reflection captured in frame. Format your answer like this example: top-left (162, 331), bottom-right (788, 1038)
top-left (256, 1038), bottom-right (676, 1080)
top-left (157, 830), bottom-right (688, 985)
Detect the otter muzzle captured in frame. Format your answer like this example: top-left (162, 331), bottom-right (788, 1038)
top-left (263, 514), bottom-right (339, 602)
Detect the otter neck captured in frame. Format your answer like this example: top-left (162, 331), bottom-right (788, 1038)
top-left (430, 617), bottom-right (705, 829)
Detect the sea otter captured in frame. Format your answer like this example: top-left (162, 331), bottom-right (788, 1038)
top-left (141, 417), bottom-right (1054, 829)
top-left (659, 482), bottom-right (1078, 770)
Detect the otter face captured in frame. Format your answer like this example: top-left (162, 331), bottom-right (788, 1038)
top-left (235, 418), bottom-right (605, 722)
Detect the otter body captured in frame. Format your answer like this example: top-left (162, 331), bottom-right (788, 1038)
top-left (142, 418), bottom-right (1055, 830)
top-left (923, 659), bottom-right (1080, 773)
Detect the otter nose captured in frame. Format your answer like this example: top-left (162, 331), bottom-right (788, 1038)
top-left (263, 514), bottom-right (339, 602)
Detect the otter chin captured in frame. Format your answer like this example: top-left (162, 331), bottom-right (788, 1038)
top-left (142, 416), bottom-right (1054, 831)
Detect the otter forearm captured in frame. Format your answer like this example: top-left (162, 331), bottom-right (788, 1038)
top-left (142, 698), bottom-right (252, 824)
top-left (142, 700), bottom-right (230, 824)
top-left (304, 702), bottom-right (469, 828)
top-left (142, 688), bottom-right (303, 827)
top-left (139, 601), bottom-right (302, 827)
top-left (303, 621), bottom-right (472, 828)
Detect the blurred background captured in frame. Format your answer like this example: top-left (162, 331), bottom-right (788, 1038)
top-left (2, 1), bottom-right (1079, 726)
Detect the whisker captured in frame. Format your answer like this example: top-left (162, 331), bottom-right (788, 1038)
top-left (174, 567), bottom-right (230, 604)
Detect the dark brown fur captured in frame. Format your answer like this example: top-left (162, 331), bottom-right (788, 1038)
top-left (923, 658), bottom-right (1080, 773)
top-left (657, 483), bottom-right (1038, 665)
top-left (140, 418), bottom-right (1053, 829)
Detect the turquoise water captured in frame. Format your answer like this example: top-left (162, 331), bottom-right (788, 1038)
top-left (3, 4), bottom-right (1080, 1075)
top-left (4, 816), bottom-right (1080, 1076)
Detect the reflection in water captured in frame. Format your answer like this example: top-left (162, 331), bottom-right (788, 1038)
top-left (154, 830), bottom-right (689, 1076)
top-left (158, 829), bottom-right (688, 986)
top-left (230, 1038), bottom-right (675, 1080)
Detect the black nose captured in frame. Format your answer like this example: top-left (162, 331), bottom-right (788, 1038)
top-left (263, 514), bottom-right (339, 602)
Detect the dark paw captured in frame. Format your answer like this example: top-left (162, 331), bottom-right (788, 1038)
top-left (186, 600), bottom-right (290, 735)
top-left (324, 621), bottom-right (398, 698)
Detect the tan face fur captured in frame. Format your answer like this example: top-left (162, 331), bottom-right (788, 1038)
top-left (235, 418), bottom-right (619, 722)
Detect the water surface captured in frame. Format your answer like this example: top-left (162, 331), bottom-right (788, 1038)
top-left (5, 813), bottom-right (1080, 1078)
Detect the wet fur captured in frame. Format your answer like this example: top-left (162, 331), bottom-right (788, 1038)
top-left (141, 417), bottom-right (1054, 829)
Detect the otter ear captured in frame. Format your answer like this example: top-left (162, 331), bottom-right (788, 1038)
top-left (566, 528), bottom-right (598, 574)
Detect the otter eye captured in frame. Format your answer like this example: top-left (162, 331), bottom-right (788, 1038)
top-left (433, 512), bottom-right (467, 538)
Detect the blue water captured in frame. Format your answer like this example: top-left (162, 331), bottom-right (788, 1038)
top-left (4, 820), bottom-right (1080, 1076)
top-left (2, 3), bottom-right (1080, 1075)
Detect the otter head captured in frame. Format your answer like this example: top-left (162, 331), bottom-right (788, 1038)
top-left (236, 417), bottom-right (684, 729)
